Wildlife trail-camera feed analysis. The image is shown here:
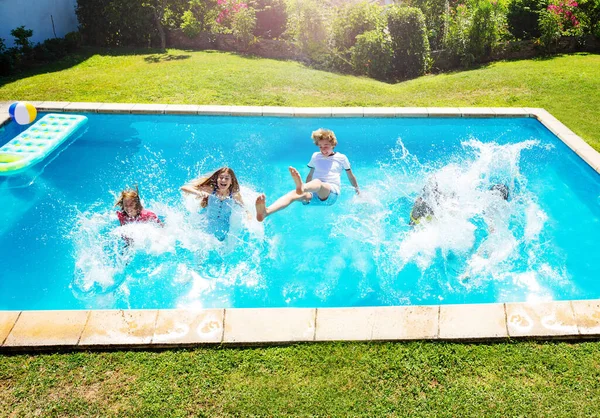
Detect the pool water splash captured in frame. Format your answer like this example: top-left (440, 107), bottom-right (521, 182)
top-left (70, 186), bottom-right (268, 309)
top-left (334, 137), bottom-right (566, 304)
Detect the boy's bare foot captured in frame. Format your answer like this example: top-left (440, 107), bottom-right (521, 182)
top-left (255, 194), bottom-right (267, 222)
top-left (289, 166), bottom-right (303, 195)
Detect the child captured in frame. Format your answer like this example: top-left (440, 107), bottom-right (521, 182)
top-left (409, 181), bottom-right (442, 226)
top-left (114, 186), bottom-right (161, 226)
top-left (255, 128), bottom-right (360, 222)
top-left (181, 167), bottom-right (246, 241)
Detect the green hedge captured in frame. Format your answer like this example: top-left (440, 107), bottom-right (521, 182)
top-left (76, 0), bottom-right (158, 47)
top-left (387, 6), bottom-right (431, 80)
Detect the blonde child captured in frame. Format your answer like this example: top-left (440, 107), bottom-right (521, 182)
top-left (255, 128), bottom-right (360, 222)
top-left (181, 167), bottom-right (246, 241)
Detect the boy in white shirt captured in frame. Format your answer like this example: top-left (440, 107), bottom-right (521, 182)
top-left (256, 128), bottom-right (360, 222)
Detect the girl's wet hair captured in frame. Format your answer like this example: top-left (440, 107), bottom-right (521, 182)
top-left (194, 167), bottom-right (240, 208)
top-left (311, 128), bottom-right (337, 147)
top-left (114, 185), bottom-right (143, 212)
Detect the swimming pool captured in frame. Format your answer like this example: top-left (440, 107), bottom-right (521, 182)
top-left (1, 107), bottom-right (599, 313)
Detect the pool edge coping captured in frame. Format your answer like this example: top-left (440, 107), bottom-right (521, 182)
top-left (1, 102), bottom-right (600, 350)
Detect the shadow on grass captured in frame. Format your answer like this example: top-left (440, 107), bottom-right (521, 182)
top-left (0, 51), bottom-right (92, 88)
top-left (143, 53), bottom-right (191, 63)
top-left (0, 47), bottom-right (191, 87)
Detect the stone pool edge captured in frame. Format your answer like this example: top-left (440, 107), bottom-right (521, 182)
top-left (1, 103), bottom-right (600, 350)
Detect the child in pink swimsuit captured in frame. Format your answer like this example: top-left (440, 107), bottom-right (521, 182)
top-left (114, 187), bottom-right (161, 226)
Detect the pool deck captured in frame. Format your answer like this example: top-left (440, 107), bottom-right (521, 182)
top-left (1, 102), bottom-right (600, 351)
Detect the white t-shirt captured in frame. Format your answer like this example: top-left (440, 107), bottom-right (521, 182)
top-left (307, 151), bottom-right (351, 194)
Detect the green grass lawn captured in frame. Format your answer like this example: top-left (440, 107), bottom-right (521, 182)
top-left (1, 49), bottom-right (599, 150)
top-left (2, 342), bottom-right (600, 416)
top-left (1, 49), bottom-right (600, 416)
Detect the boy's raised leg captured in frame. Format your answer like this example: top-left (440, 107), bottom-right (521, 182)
top-left (255, 194), bottom-right (268, 222)
top-left (289, 167), bottom-right (304, 195)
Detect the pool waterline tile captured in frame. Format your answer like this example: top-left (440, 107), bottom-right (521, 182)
top-left (362, 107), bottom-right (396, 117)
top-left (131, 103), bottom-right (168, 114)
top-left (3, 310), bottom-right (89, 348)
top-left (230, 106), bottom-right (263, 116)
top-left (506, 301), bottom-right (579, 338)
top-left (459, 107), bottom-right (496, 117)
top-left (315, 306), bottom-right (439, 341)
top-left (153, 309), bottom-right (224, 345)
top-left (98, 103), bottom-right (136, 113)
top-left (294, 107), bottom-right (333, 117)
top-left (223, 308), bottom-right (316, 343)
top-left (571, 300), bottom-right (600, 336)
top-left (197, 105), bottom-right (232, 115)
top-left (395, 107), bottom-right (429, 117)
top-left (262, 106), bottom-right (294, 116)
top-left (439, 303), bottom-right (508, 340)
top-left (37, 101), bottom-right (70, 112)
top-left (567, 135), bottom-right (600, 172)
top-left (165, 104), bottom-right (200, 114)
top-left (427, 107), bottom-right (461, 117)
top-left (491, 107), bottom-right (528, 117)
top-left (0, 311), bottom-right (20, 346)
top-left (79, 309), bottom-right (158, 347)
top-left (64, 102), bottom-right (103, 112)
top-left (331, 107), bottom-right (364, 117)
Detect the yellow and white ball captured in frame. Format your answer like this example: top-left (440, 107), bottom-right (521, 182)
top-left (9, 101), bottom-right (37, 125)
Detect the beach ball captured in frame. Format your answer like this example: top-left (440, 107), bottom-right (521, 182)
top-left (9, 101), bottom-right (37, 125)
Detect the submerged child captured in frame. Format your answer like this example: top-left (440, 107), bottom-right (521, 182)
top-left (181, 167), bottom-right (246, 241)
top-left (115, 187), bottom-right (161, 226)
top-left (409, 181), bottom-right (442, 226)
top-left (255, 128), bottom-right (360, 221)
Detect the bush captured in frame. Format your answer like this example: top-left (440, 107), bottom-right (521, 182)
top-left (547, 0), bottom-right (584, 34)
top-left (0, 27), bottom-right (81, 76)
top-left (327, 1), bottom-right (385, 72)
top-left (11, 26), bottom-right (33, 53)
top-left (539, 0), bottom-right (584, 47)
top-left (405, 0), bottom-right (451, 50)
top-left (507, 0), bottom-right (549, 39)
top-left (33, 38), bottom-right (69, 62)
top-left (387, 6), bottom-right (431, 79)
top-left (350, 29), bottom-right (393, 80)
top-left (254, 0), bottom-right (287, 39)
top-left (285, 0), bottom-right (328, 62)
top-left (0, 38), bottom-right (14, 76)
top-left (330, 2), bottom-right (384, 51)
top-left (181, 10), bottom-right (202, 38)
top-left (232, 6), bottom-right (257, 49)
top-left (445, 3), bottom-right (473, 66)
top-left (469, 0), bottom-right (499, 60)
top-left (538, 8), bottom-right (563, 45)
top-left (185, 0), bottom-right (218, 33)
top-left (64, 31), bottom-right (82, 52)
top-left (578, 0), bottom-right (600, 35)
top-left (76, 0), bottom-right (157, 47)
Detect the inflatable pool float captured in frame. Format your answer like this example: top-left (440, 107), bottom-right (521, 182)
top-left (0, 114), bottom-right (88, 176)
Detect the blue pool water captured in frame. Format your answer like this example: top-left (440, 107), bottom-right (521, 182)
top-left (0, 113), bottom-right (599, 310)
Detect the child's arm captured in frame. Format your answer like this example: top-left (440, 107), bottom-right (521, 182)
top-left (233, 192), bottom-right (253, 220)
top-left (346, 169), bottom-right (360, 195)
top-left (305, 167), bottom-right (315, 183)
top-left (233, 192), bottom-right (245, 207)
top-left (180, 183), bottom-right (211, 198)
